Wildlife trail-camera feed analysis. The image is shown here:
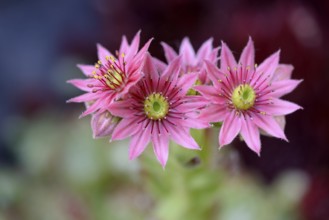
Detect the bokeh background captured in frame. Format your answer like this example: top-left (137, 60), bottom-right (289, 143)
top-left (0, 0), bottom-right (328, 219)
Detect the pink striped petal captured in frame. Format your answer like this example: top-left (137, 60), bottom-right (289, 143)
top-left (119, 35), bottom-right (129, 53)
top-left (271, 79), bottom-right (303, 98)
top-left (257, 98), bottom-right (302, 116)
top-left (272, 64), bottom-right (294, 82)
top-left (220, 41), bottom-right (237, 70)
top-left (180, 37), bottom-right (196, 65)
top-left (143, 53), bottom-right (159, 89)
top-left (112, 117), bottom-right (142, 140)
top-left (91, 112), bottom-right (117, 138)
top-left (161, 42), bottom-right (178, 63)
top-left (198, 104), bottom-right (226, 122)
top-left (240, 118), bottom-right (261, 155)
top-left (196, 38), bottom-right (213, 60)
top-left (108, 100), bottom-right (135, 118)
top-left (178, 72), bottom-right (198, 94)
top-left (194, 85), bottom-right (225, 104)
top-left (238, 37), bottom-right (255, 67)
top-left (97, 43), bottom-right (112, 64)
top-left (129, 125), bottom-right (151, 160)
top-left (204, 60), bottom-right (224, 89)
top-left (67, 79), bottom-right (97, 92)
top-left (257, 50), bottom-right (280, 78)
top-left (127, 38), bottom-right (153, 74)
top-left (167, 125), bottom-right (200, 150)
top-left (178, 118), bottom-right (210, 129)
top-left (152, 129), bottom-right (170, 167)
top-left (253, 114), bottom-right (287, 141)
top-left (67, 92), bottom-right (101, 103)
top-left (126, 30), bottom-right (141, 60)
top-left (219, 111), bottom-right (242, 147)
top-left (162, 56), bottom-right (181, 83)
top-left (77, 64), bottom-right (94, 77)
top-left (79, 97), bottom-right (104, 118)
top-left (153, 57), bottom-right (167, 72)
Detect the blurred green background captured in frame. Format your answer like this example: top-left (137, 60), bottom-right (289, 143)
top-left (1, 0), bottom-right (329, 219)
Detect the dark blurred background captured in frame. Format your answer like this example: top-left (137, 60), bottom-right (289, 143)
top-left (0, 0), bottom-right (328, 219)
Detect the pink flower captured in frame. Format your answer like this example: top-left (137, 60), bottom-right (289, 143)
top-left (161, 37), bottom-right (219, 84)
top-left (108, 54), bottom-right (209, 167)
top-left (195, 38), bottom-right (302, 155)
top-left (67, 31), bottom-right (152, 117)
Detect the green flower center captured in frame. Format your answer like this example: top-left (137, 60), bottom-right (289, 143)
top-left (144, 93), bottom-right (169, 120)
top-left (231, 84), bottom-right (256, 110)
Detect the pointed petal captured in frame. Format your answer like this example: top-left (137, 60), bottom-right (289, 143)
top-left (240, 118), bottom-right (261, 155)
top-left (180, 37), bottom-right (196, 65)
top-left (112, 117), bottom-right (142, 140)
top-left (198, 104), bottom-right (226, 122)
top-left (196, 38), bottom-right (213, 60)
top-left (257, 50), bottom-right (280, 78)
top-left (271, 79), bottom-right (303, 98)
top-left (67, 92), bottom-right (101, 103)
top-left (167, 125), bottom-right (200, 150)
top-left (91, 112), bottom-right (117, 138)
top-left (194, 85), bottom-right (225, 104)
top-left (161, 42), bottom-right (178, 63)
top-left (177, 72), bottom-right (198, 94)
top-left (97, 43), bottom-right (112, 64)
top-left (67, 79), bottom-right (98, 92)
top-left (153, 57), bottom-right (167, 72)
top-left (220, 41), bottom-right (237, 70)
top-left (108, 100), bottom-right (134, 118)
top-left (129, 125), bottom-right (151, 160)
top-left (257, 98), bottom-right (302, 116)
top-left (143, 53), bottom-right (159, 88)
top-left (152, 129), bottom-right (170, 167)
top-left (219, 111), bottom-right (242, 147)
top-left (126, 30), bottom-right (141, 59)
top-left (77, 64), bottom-right (95, 77)
top-left (178, 117), bottom-right (210, 129)
top-left (238, 37), bottom-right (255, 67)
top-left (161, 56), bottom-right (181, 83)
top-left (204, 60), bottom-right (224, 89)
top-left (253, 114), bottom-right (287, 141)
top-left (127, 38), bottom-right (153, 74)
top-left (119, 35), bottom-right (129, 53)
top-left (272, 64), bottom-right (294, 82)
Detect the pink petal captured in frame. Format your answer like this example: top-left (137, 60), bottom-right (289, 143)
top-left (67, 79), bottom-right (97, 92)
top-left (174, 96), bottom-right (208, 112)
top-left (129, 125), bottom-right (151, 160)
top-left (238, 37), bottom-right (255, 67)
top-left (161, 56), bottom-right (181, 83)
top-left (196, 38), bottom-right (213, 61)
top-left (271, 79), bottom-right (303, 98)
top-left (108, 100), bottom-right (135, 118)
top-left (257, 98), bottom-right (302, 116)
top-left (177, 72), bottom-right (198, 94)
top-left (179, 37), bottom-right (196, 65)
top-left (77, 64), bottom-right (94, 77)
top-left (220, 41), bottom-right (237, 70)
top-left (91, 112), bottom-right (117, 138)
top-left (272, 64), bottom-right (294, 82)
top-left (219, 111), bottom-right (242, 147)
top-left (127, 38), bottom-right (153, 74)
top-left (198, 104), bottom-right (227, 122)
top-left (178, 117), bottom-right (210, 129)
top-left (240, 117), bottom-right (261, 155)
top-left (152, 129), bottom-right (170, 167)
top-left (204, 60), bottom-right (224, 89)
top-left (143, 53), bottom-right (159, 89)
top-left (253, 114), bottom-right (287, 141)
top-left (112, 117), bottom-right (142, 140)
top-left (126, 30), bottom-right (141, 60)
top-left (194, 85), bottom-right (225, 104)
top-left (67, 92), bottom-right (101, 103)
top-left (167, 125), bottom-right (200, 150)
top-left (153, 57), bottom-right (167, 72)
top-left (97, 43), bottom-right (112, 64)
top-left (161, 42), bottom-right (178, 63)
top-left (257, 50), bottom-right (280, 79)
top-left (119, 35), bottom-right (129, 53)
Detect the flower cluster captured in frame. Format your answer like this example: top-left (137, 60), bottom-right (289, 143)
top-left (68, 31), bottom-right (302, 167)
